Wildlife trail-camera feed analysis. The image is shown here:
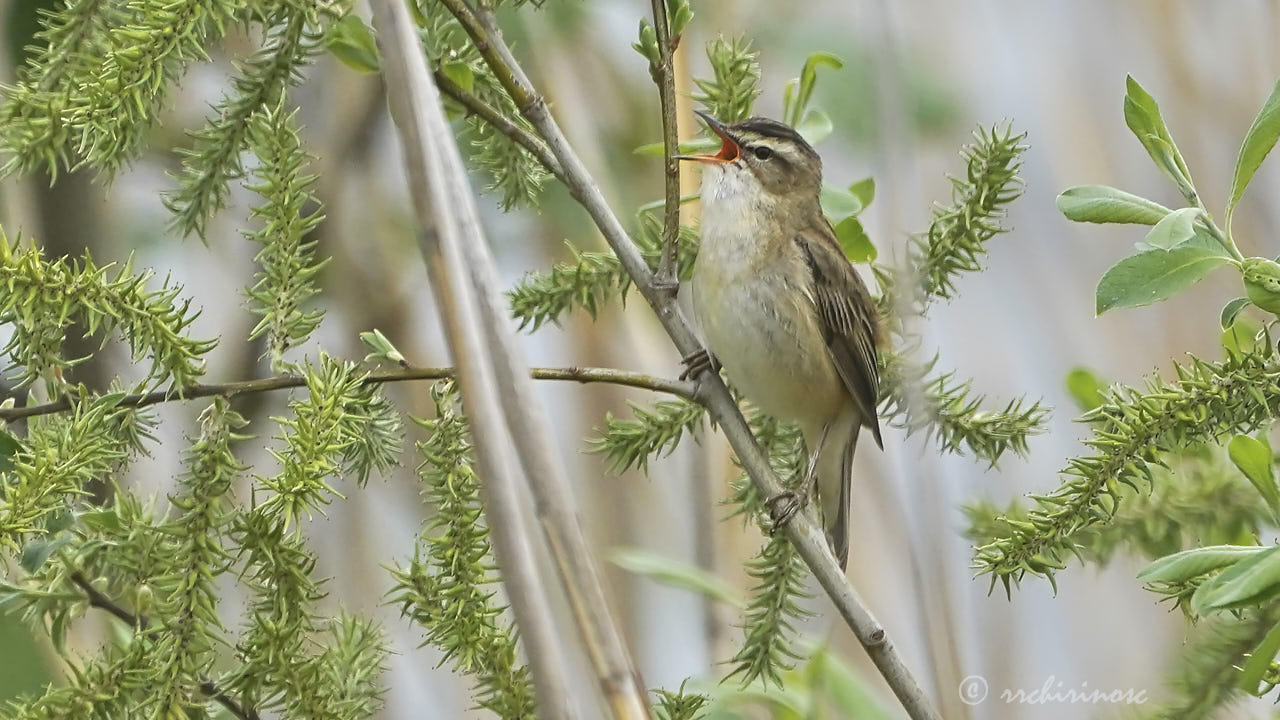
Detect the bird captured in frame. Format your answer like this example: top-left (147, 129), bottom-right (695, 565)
top-left (677, 110), bottom-right (882, 570)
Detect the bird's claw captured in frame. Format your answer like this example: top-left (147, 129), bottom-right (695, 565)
top-left (768, 491), bottom-right (806, 533)
top-left (679, 348), bottom-right (720, 381)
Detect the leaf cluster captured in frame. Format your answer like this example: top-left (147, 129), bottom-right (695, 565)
top-left (0, 233), bottom-right (215, 394)
top-left (243, 102), bottom-right (328, 371)
top-left (257, 355), bottom-right (403, 527)
top-left (417, 0), bottom-right (548, 208)
top-left (165, 6), bottom-right (328, 237)
top-left (890, 124), bottom-right (1027, 310)
top-left (692, 36), bottom-right (761, 123)
top-left (966, 443), bottom-right (1274, 569)
top-left (974, 342), bottom-right (1280, 594)
top-left (508, 215), bottom-right (698, 331)
top-left (880, 351), bottom-right (1047, 467)
top-left (1, 385), bottom-right (390, 719)
top-left (388, 382), bottom-right (536, 717)
top-left (0, 395), bottom-right (139, 552)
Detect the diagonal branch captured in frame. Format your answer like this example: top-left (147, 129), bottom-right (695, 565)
top-left (648, 0), bottom-right (682, 285)
top-left (0, 365), bottom-right (696, 422)
top-left (68, 572), bottom-right (261, 720)
top-left (433, 67), bottom-right (564, 178)
top-left (430, 2), bottom-right (942, 718)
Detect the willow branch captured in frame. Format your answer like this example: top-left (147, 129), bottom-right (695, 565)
top-left (433, 2), bottom-right (942, 718)
top-left (648, 0), bottom-right (681, 285)
top-left (68, 572), bottom-right (261, 720)
top-left (0, 365), bottom-right (696, 422)
top-left (433, 67), bottom-right (564, 178)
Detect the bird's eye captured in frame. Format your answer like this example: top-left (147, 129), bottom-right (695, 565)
top-left (753, 145), bottom-right (773, 161)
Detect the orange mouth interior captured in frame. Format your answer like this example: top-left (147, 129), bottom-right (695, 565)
top-left (710, 131), bottom-right (740, 162)
top-left (678, 123), bottom-right (740, 164)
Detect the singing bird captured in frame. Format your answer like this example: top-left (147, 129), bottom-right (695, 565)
top-left (678, 111), bottom-right (882, 570)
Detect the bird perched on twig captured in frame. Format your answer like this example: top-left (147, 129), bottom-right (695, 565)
top-left (678, 111), bottom-right (882, 570)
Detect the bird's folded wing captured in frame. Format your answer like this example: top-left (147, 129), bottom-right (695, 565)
top-left (794, 222), bottom-right (883, 448)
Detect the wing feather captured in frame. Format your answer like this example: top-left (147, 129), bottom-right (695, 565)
top-left (794, 222), bottom-right (883, 448)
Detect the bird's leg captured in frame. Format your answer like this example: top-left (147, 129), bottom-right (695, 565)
top-left (768, 422), bottom-right (832, 531)
top-left (679, 347), bottom-right (721, 381)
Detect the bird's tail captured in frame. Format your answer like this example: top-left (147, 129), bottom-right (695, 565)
top-left (816, 412), bottom-right (860, 571)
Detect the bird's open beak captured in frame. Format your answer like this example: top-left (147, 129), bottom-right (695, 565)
top-left (676, 110), bottom-right (740, 164)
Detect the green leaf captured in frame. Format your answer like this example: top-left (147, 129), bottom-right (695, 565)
top-left (322, 15), bottom-right (376, 73)
top-left (440, 60), bottom-right (474, 94)
top-left (1192, 545), bottom-right (1280, 614)
top-left (44, 509), bottom-right (74, 535)
top-left (1055, 185), bottom-right (1172, 225)
top-left (785, 51), bottom-right (843, 125)
top-left (1241, 621), bottom-right (1280, 695)
top-left (635, 137), bottom-right (718, 156)
top-left (1142, 207), bottom-right (1203, 250)
top-left (1064, 367), bottom-right (1106, 412)
top-left (1137, 545), bottom-right (1267, 584)
top-left (610, 547), bottom-right (745, 609)
top-left (77, 508), bottom-right (123, 533)
top-left (1222, 297), bottom-right (1252, 330)
top-left (1124, 75), bottom-right (1193, 191)
top-left (1228, 74), bottom-right (1280, 230)
top-left (820, 185), bottom-right (862, 221)
top-left (795, 108), bottom-right (833, 145)
top-left (848, 177), bottom-right (875, 211)
top-left (324, 15), bottom-right (380, 73)
top-left (668, 0), bottom-right (693, 36)
top-left (0, 429), bottom-right (20, 473)
top-left (1146, 136), bottom-right (1193, 196)
top-left (834, 216), bottom-right (876, 263)
top-left (1229, 434), bottom-right (1280, 519)
top-left (1095, 246), bottom-right (1229, 315)
top-left (19, 536), bottom-right (70, 573)
top-left (798, 52), bottom-right (843, 105)
top-left (360, 329), bottom-right (407, 367)
top-left (632, 18), bottom-right (659, 65)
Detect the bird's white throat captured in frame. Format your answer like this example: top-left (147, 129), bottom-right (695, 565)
top-left (697, 164), bottom-right (774, 267)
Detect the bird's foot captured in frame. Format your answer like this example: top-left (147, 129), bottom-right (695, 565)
top-left (768, 491), bottom-right (806, 532)
top-left (767, 449), bottom-right (823, 533)
top-left (679, 348), bottom-right (720, 381)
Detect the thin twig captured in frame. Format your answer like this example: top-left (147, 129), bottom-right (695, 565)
top-left (373, 1), bottom-right (593, 717)
top-left (0, 365), bottom-right (696, 422)
top-left (433, 67), bottom-right (564, 178)
top-left (432, 2), bottom-right (943, 718)
top-left (648, 0), bottom-right (681, 285)
top-left (70, 571), bottom-right (145, 629)
top-left (68, 572), bottom-right (261, 720)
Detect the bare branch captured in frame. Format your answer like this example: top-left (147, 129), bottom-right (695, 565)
top-left (0, 365), bottom-right (696, 422)
top-left (648, 0), bottom-right (682, 285)
top-left (431, 2), bottom-right (943, 718)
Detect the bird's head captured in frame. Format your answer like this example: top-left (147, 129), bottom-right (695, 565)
top-left (678, 111), bottom-right (823, 206)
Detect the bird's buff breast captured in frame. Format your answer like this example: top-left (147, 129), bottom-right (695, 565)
top-left (692, 182), bottom-right (846, 423)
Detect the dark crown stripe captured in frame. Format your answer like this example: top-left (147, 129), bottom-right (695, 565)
top-left (731, 117), bottom-right (816, 155)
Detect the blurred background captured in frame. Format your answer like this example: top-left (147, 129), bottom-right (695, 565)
top-left (3, 0), bottom-right (1280, 718)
